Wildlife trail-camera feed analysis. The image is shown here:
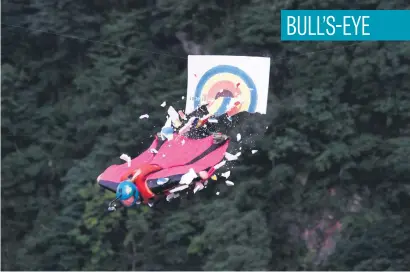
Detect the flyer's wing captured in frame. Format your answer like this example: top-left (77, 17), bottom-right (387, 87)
top-left (97, 137), bottom-right (162, 192)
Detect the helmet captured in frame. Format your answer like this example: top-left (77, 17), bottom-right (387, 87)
top-left (116, 180), bottom-right (140, 207)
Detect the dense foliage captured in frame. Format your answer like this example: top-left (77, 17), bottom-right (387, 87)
top-left (2, 0), bottom-right (410, 270)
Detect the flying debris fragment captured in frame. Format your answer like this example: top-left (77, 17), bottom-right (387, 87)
top-left (139, 114), bottom-right (149, 119)
top-left (168, 106), bottom-right (179, 121)
top-left (168, 106), bottom-right (182, 128)
top-left (120, 154), bottom-right (131, 167)
top-left (236, 133), bottom-right (242, 142)
top-left (225, 152), bottom-right (241, 161)
top-left (166, 193), bottom-right (180, 201)
top-left (179, 168), bottom-right (198, 185)
top-left (161, 101), bottom-right (166, 107)
top-left (214, 160), bottom-right (226, 169)
top-left (225, 180), bottom-right (234, 186)
top-left (216, 191), bottom-right (220, 195)
top-left (221, 171), bottom-right (231, 179)
top-left (211, 175), bottom-right (217, 181)
top-left (194, 182), bottom-right (204, 194)
top-left (208, 118), bottom-right (218, 123)
top-left (251, 150), bottom-right (258, 154)
top-left (150, 148), bottom-right (158, 154)
top-left (182, 96), bottom-right (185, 100)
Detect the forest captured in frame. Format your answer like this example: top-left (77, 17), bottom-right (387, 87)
top-left (2, 0), bottom-right (410, 270)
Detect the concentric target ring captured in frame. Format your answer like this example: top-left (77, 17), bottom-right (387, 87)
top-left (194, 65), bottom-right (258, 113)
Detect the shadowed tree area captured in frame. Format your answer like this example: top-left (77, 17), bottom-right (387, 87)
top-left (2, 0), bottom-right (410, 270)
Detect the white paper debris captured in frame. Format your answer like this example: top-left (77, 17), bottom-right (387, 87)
top-left (239, 147), bottom-right (242, 150)
top-left (216, 191), bottom-right (220, 195)
top-left (162, 154), bottom-right (166, 157)
top-left (157, 177), bottom-right (169, 185)
top-left (148, 202), bottom-right (154, 207)
top-left (235, 152), bottom-right (242, 157)
top-left (214, 160), bottom-right (226, 170)
top-left (120, 154), bottom-right (131, 167)
top-left (181, 139), bottom-right (186, 145)
top-left (179, 168), bottom-right (198, 185)
top-left (225, 180), bottom-right (235, 186)
top-left (182, 96), bottom-right (185, 100)
top-left (236, 133), bottom-right (241, 142)
top-left (251, 150), bottom-right (258, 154)
top-left (225, 152), bottom-right (238, 161)
top-left (221, 171), bottom-right (231, 179)
top-left (139, 114), bottom-right (149, 119)
top-left (170, 185), bottom-right (189, 193)
top-left (168, 106), bottom-right (182, 127)
top-left (166, 193), bottom-right (180, 202)
top-left (208, 118), bottom-right (218, 123)
top-left (168, 106), bottom-right (179, 120)
top-left (193, 182), bottom-right (204, 194)
top-left (150, 148), bottom-right (158, 154)
top-left (161, 101), bottom-right (166, 107)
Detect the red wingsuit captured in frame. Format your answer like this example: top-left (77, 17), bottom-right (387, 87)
top-left (97, 133), bottom-right (229, 203)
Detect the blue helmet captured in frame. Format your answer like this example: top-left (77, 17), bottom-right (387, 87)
top-left (115, 180), bottom-right (140, 207)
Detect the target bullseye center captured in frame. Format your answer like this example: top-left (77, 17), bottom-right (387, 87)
top-left (208, 80), bottom-right (240, 101)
